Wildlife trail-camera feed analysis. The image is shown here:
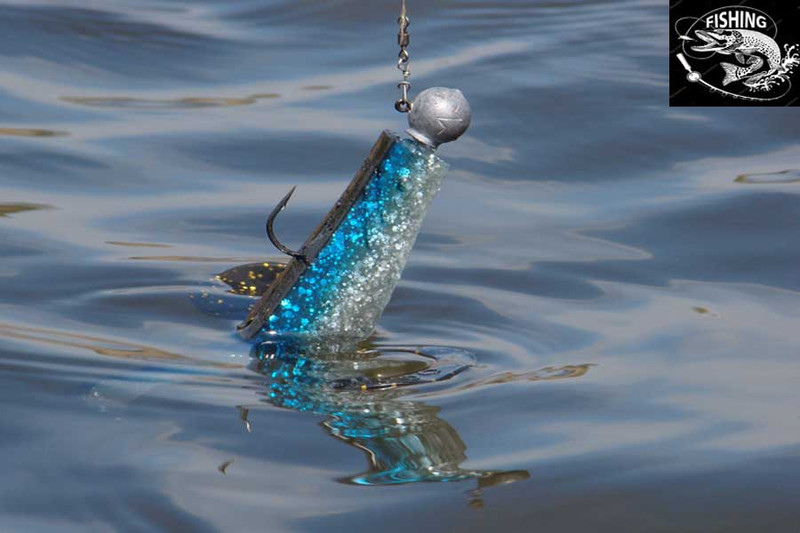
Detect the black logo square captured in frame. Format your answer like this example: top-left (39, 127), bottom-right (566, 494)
top-left (670, 1), bottom-right (800, 106)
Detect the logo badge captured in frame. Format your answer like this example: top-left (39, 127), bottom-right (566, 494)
top-left (670, 3), bottom-right (800, 105)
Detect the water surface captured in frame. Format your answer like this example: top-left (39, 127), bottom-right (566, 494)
top-left (2, 0), bottom-right (800, 531)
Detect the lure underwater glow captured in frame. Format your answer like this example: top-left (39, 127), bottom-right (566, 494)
top-left (238, 88), bottom-right (471, 340)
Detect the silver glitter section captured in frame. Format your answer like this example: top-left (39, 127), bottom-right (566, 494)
top-left (313, 139), bottom-right (448, 338)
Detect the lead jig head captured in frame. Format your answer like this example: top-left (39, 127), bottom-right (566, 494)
top-left (406, 87), bottom-right (472, 148)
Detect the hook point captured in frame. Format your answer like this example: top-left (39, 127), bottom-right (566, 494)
top-left (266, 186), bottom-right (308, 263)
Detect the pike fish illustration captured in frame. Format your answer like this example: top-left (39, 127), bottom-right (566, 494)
top-left (691, 28), bottom-right (781, 87)
top-left (238, 88), bottom-right (471, 341)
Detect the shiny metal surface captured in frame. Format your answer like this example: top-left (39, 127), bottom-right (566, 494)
top-left (407, 87), bottom-right (472, 147)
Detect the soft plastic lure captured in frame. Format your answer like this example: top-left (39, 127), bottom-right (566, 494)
top-left (238, 87), bottom-right (471, 340)
top-left (239, 0), bottom-right (471, 341)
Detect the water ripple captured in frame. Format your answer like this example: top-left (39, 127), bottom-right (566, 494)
top-left (736, 169), bottom-right (800, 184)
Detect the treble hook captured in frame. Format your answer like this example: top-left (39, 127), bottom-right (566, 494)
top-left (266, 186), bottom-right (309, 263)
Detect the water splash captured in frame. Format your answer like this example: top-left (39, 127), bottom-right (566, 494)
top-left (747, 44), bottom-right (800, 92)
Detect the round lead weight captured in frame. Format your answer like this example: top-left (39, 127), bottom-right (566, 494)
top-left (407, 87), bottom-right (471, 148)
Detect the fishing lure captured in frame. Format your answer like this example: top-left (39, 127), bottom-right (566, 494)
top-left (238, 2), bottom-right (471, 341)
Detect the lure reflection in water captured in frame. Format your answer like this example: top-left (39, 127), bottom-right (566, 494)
top-left (250, 340), bottom-right (529, 487)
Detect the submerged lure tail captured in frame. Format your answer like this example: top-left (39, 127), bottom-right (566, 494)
top-left (238, 88), bottom-right (471, 341)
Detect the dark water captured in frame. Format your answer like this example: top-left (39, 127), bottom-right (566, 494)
top-left (2, 0), bottom-right (800, 531)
